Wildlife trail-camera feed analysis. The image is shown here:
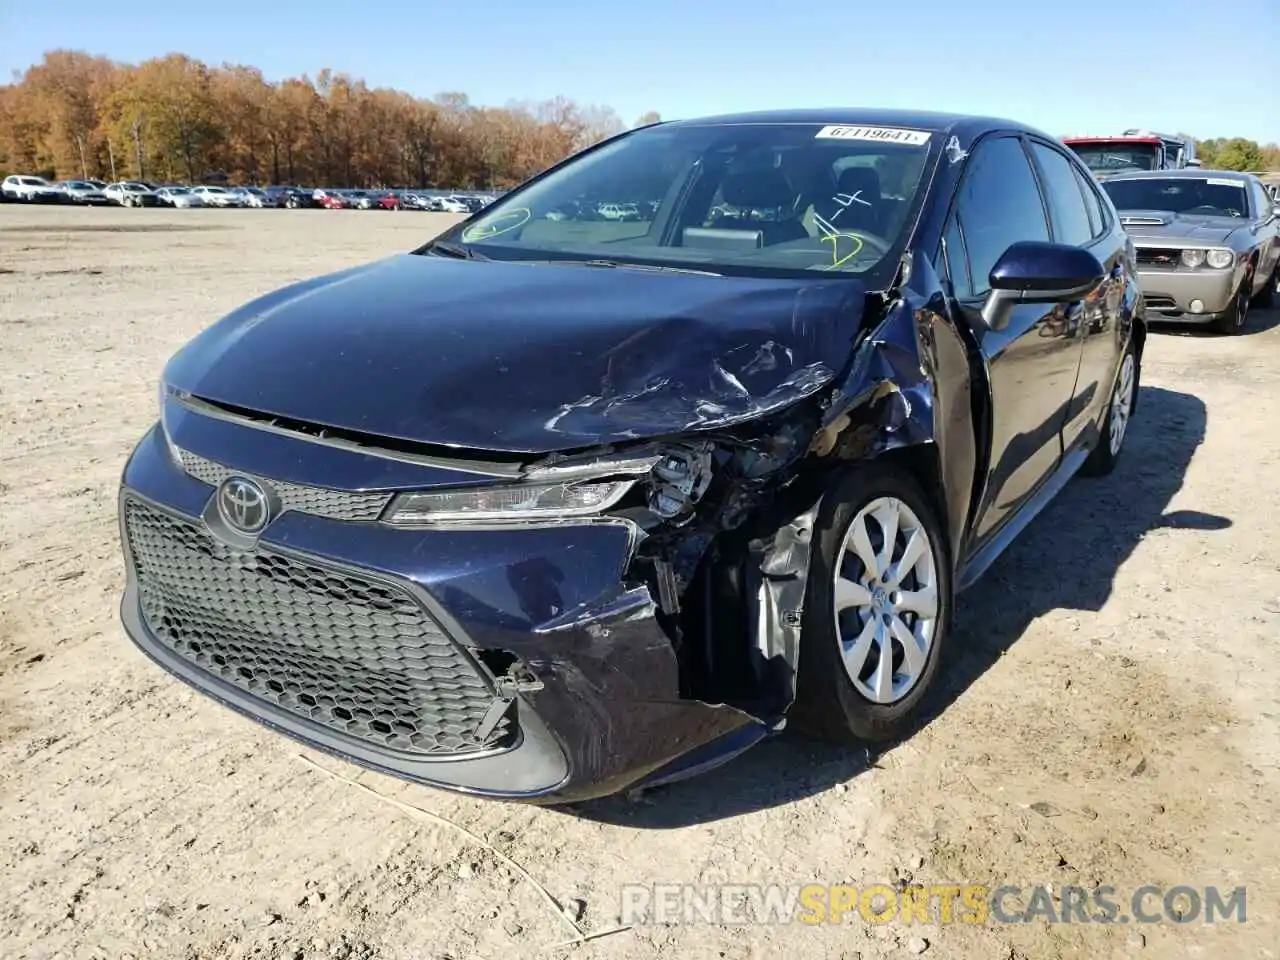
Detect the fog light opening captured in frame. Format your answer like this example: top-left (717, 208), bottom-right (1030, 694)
top-left (1189, 299), bottom-right (1205, 314)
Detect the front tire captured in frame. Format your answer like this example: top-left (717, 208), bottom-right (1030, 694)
top-left (1211, 271), bottom-right (1251, 334)
top-left (791, 463), bottom-right (952, 745)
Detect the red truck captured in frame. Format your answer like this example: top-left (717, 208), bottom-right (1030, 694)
top-left (1062, 131), bottom-right (1200, 181)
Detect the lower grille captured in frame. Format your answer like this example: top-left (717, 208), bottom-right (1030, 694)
top-left (123, 498), bottom-right (513, 756)
top-left (1135, 247), bottom-right (1181, 269)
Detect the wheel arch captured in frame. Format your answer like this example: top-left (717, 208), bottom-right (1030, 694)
top-left (1128, 294), bottom-right (1148, 416)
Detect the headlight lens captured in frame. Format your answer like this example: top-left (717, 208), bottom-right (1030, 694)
top-left (157, 381), bottom-right (183, 466)
top-left (1180, 249), bottom-right (1206, 268)
top-left (1205, 248), bottom-right (1234, 269)
top-left (384, 479), bottom-right (635, 525)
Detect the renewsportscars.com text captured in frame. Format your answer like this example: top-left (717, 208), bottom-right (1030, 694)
top-left (618, 883), bottom-right (1247, 926)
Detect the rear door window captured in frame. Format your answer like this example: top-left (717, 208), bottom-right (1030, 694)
top-left (1030, 142), bottom-right (1095, 247)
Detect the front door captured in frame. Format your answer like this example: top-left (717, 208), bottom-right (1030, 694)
top-left (937, 134), bottom-right (1086, 548)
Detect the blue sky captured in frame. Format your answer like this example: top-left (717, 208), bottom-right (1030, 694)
top-left (2, 0), bottom-right (1277, 143)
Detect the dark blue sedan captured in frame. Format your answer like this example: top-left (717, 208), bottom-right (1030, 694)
top-left (118, 108), bottom-right (1145, 802)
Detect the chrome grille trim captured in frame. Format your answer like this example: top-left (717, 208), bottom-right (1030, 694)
top-left (177, 447), bottom-right (393, 522)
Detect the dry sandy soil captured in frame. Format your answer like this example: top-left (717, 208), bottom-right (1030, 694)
top-left (1, 205), bottom-right (1278, 960)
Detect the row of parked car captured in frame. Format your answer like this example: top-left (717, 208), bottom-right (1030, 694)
top-left (0, 175), bottom-right (498, 212)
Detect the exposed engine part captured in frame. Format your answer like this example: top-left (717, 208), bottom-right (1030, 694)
top-left (653, 558), bottom-right (681, 615)
top-left (734, 420), bottom-right (810, 478)
top-left (648, 442), bottom-right (715, 520)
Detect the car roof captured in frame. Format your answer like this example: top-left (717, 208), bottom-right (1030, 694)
top-left (662, 108), bottom-right (1048, 140)
top-left (1104, 169), bottom-right (1253, 183)
top-left (1062, 135), bottom-right (1163, 145)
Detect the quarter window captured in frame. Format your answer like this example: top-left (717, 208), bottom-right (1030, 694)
top-left (1030, 143), bottom-right (1094, 247)
top-left (1073, 166), bottom-right (1105, 237)
top-left (952, 136), bottom-right (1050, 297)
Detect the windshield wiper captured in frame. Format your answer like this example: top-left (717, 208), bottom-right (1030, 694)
top-left (543, 258), bottom-right (722, 277)
top-left (422, 239), bottom-right (488, 260)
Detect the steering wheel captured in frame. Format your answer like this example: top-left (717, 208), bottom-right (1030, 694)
top-left (1184, 205), bottom-right (1226, 216)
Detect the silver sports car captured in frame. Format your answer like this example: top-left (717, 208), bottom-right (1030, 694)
top-left (1101, 170), bottom-right (1279, 334)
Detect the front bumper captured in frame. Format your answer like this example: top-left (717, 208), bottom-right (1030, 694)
top-left (1134, 264), bottom-right (1239, 322)
top-left (117, 417), bottom-right (759, 802)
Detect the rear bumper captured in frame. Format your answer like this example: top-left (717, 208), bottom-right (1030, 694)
top-left (117, 420), bottom-right (759, 802)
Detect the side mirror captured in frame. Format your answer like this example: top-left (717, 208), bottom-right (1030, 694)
top-left (980, 241), bottom-right (1105, 332)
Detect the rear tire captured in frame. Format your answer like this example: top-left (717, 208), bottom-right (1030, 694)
top-left (1082, 339), bottom-right (1137, 477)
top-left (791, 462), bottom-right (952, 745)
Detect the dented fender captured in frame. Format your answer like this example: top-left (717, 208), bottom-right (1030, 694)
top-left (807, 286), bottom-right (977, 564)
top-left (744, 284), bottom-right (976, 714)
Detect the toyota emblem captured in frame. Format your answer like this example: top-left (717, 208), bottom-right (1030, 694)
top-left (216, 476), bottom-right (271, 534)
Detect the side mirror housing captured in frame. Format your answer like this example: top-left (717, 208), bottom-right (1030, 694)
top-left (981, 241), bottom-right (1105, 332)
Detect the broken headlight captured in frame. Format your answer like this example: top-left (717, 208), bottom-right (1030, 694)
top-left (383, 479), bottom-right (635, 525)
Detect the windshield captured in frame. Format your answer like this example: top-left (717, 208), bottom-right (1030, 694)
top-left (1102, 177), bottom-right (1250, 218)
top-left (434, 121), bottom-right (937, 281)
top-left (1068, 143), bottom-right (1160, 174)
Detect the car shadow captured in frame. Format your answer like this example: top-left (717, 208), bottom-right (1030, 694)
top-left (565, 385), bottom-right (1224, 827)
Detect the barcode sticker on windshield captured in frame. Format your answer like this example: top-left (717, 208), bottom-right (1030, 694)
top-left (1206, 177), bottom-right (1241, 186)
top-left (815, 125), bottom-right (931, 146)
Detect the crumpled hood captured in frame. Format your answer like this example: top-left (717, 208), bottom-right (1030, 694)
top-left (164, 254), bottom-right (868, 454)
top-left (1118, 210), bottom-right (1244, 243)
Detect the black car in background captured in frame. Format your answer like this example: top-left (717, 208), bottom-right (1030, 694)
top-left (265, 186), bottom-right (318, 209)
top-left (118, 109), bottom-right (1144, 802)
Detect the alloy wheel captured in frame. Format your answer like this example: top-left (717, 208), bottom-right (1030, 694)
top-left (1109, 352), bottom-right (1135, 456)
top-left (833, 496), bottom-right (939, 704)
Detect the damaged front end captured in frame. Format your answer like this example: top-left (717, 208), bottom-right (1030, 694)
top-left (503, 289), bottom-right (954, 798)
top-left (124, 250), bottom-right (967, 804)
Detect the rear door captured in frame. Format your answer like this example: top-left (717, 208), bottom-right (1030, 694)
top-left (936, 134), bottom-right (1087, 547)
top-left (1026, 139), bottom-right (1125, 452)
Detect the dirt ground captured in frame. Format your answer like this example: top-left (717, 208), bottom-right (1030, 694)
top-left (1, 206), bottom-right (1278, 960)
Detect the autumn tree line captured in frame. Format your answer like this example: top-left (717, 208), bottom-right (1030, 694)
top-left (0, 51), bottom-right (662, 190)
top-left (2, 51), bottom-right (1276, 191)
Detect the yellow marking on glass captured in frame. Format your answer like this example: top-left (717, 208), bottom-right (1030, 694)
top-left (461, 207), bottom-right (532, 242)
top-left (822, 232), bottom-right (864, 269)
